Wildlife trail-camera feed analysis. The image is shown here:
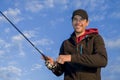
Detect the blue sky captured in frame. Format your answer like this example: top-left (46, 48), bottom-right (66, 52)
top-left (0, 0), bottom-right (120, 80)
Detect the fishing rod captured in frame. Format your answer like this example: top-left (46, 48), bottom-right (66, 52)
top-left (0, 11), bottom-right (49, 61)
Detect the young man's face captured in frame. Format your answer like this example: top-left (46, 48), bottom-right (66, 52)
top-left (72, 15), bottom-right (89, 36)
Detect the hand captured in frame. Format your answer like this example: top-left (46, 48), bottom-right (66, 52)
top-left (42, 56), bottom-right (56, 70)
top-left (57, 55), bottom-right (71, 64)
top-left (44, 56), bottom-right (54, 65)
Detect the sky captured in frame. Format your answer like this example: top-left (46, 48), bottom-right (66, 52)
top-left (0, 0), bottom-right (120, 80)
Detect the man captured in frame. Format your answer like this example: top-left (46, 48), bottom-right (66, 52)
top-left (45, 9), bottom-right (108, 80)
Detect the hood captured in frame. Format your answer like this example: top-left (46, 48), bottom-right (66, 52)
top-left (69, 28), bottom-right (99, 44)
top-left (76, 28), bottom-right (98, 43)
top-left (85, 28), bottom-right (98, 35)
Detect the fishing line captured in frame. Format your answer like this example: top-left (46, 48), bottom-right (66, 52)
top-left (0, 11), bottom-right (48, 61)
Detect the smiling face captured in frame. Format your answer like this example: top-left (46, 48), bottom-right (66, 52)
top-left (72, 15), bottom-right (89, 37)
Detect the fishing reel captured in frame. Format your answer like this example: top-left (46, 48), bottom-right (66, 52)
top-left (45, 61), bottom-right (57, 70)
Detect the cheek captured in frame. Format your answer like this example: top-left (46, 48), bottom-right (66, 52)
top-left (72, 21), bottom-right (80, 27)
top-left (72, 21), bottom-right (75, 26)
top-left (72, 22), bottom-right (75, 28)
top-left (72, 23), bottom-right (77, 30)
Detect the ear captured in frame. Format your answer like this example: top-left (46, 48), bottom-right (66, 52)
top-left (86, 20), bottom-right (89, 26)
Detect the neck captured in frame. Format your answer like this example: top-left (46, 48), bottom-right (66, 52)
top-left (75, 31), bottom-right (85, 37)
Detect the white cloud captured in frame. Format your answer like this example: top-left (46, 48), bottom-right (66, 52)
top-left (88, 0), bottom-right (107, 11)
top-left (110, 12), bottom-right (120, 19)
top-left (11, 30), bottom-right (37, 56)
top-left (25, 1), bottom-right (44, 12)
top-left (4, 8), bottom-right (20, 16)
top-left (12, 34), bottom-right (23, 41)
top-left (109, 63), bottom-right (120, 74)
top-left (34, 38), bottom-right (54, 46)
top-left (4, 28), bottom-right (10, 33)
top-left (0, 39), bottom-right (11, 49)
top-left (44, 0), bottom-right (54, 8)
top-left (12, 30), bottom-right (36, 41)
top-left (0, 28), bottom-right (29, 59)
top-left (0, 50), bottom-right (5, 56)
top-left (0, 15), bottom-right (5, 22)
top-left (105, 38), bottom-right (120, 48)
top-left (25, 0), bottom-right (68, 12)
top-left (2, 8), bottom-right (23, 23)
top-left (31, 64), bottom-right (42, 71)
top-left (71, 0), bottom-right (108, 11)
top-left (104, 57), bottom-right (120, 80)
top-left (50, 18), bottom-right (64, 27)
top-left (90, 14), bottom-right (105, 21)
top-left (0, 66), bottom-right (22, 80)
top-left (18, 43), bottom-right (25, 57)
top-left (0, 39), bottom-right (12, 58)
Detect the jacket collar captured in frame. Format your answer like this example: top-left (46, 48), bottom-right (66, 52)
top-left (69, 28), bottom-right (99, 44)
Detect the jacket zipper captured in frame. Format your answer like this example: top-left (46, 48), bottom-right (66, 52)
top-left (76, 44), bottom-right (82, 80)
top-left (80, 44), bottom-right (83, 54)
top-left (76, 44), bottom-right (78, 52)
top-left (76, 44), bottom-right (83, 54)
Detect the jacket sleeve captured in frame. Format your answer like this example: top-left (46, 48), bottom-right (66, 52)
top-left (51, 42), bottom-right (65, 76)
top-left (71, 34), bottom-right (108, 67)
top-left (51, 63), bottom-right (64, 76)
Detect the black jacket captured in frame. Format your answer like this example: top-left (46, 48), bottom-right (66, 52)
top-left (52, 31), bottom-right (108, 80)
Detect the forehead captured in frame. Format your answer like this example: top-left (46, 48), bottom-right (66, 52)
top-left (73, 15), bottom-right (83, 19)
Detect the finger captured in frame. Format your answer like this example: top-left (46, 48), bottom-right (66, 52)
top-left (57, 58), bottom-right (64, 64)
top-left (41, 56), bottom-right (46, 60)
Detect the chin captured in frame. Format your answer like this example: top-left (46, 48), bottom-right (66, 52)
top-left (75, 29), bottom-right (81, 33)
top-left (75, 31), bottom-right (81, 33)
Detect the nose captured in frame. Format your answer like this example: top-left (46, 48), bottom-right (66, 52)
top-left (76, 20), bottom-right (83, 25)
